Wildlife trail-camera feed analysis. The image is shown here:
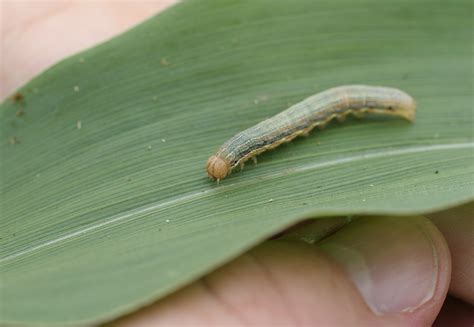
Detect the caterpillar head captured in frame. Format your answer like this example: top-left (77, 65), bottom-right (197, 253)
top-left (206, 156), bottom-right (230, 181)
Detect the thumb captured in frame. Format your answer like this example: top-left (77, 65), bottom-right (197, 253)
top-left (314, 215), bottom-right (451, 326)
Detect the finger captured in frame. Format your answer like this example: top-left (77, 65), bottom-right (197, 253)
top-left (428, 202), bottom-right (474, 304)
top-left (112, 215), bottom-right (450, 326)
top-left (1, 1), bottom-right (176, 98)
top-left (316, 216), bottom-right (451, 326)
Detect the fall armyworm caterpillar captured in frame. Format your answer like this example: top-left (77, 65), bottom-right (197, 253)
top-left (206, 85), bottom-right (416, 181)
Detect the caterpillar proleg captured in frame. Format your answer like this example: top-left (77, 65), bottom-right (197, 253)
top-left (206, 85), bottom-right (416, 181)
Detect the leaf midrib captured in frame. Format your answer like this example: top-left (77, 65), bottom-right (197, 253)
top-left (2, 141), bottom-right (472, 264)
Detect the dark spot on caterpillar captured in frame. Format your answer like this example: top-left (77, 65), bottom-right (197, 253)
top-left (387, 106), bottom-right (393, 110)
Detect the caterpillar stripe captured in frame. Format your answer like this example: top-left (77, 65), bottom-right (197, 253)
top-left (206, 85), bottom-right (416, 181)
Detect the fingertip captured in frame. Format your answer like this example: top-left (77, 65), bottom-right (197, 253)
top-left (316, 215), bottom-right (451, 326)
top-left (429, 202), bottom-right (474, 304)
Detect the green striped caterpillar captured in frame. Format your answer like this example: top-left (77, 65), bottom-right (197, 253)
top-left (206, 85), bottom-right (416, 182)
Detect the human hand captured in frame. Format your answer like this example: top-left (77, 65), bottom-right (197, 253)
top-left (112, 210), bottom-right (473, 326)
top-left (2, 3), bottom-right (472, 326)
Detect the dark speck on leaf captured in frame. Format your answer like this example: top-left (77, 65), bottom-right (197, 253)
top-left (8, 136), bottom-right (20, 145)
top-left (435, 170), bottom-right (439, 174)
top-left (12, 92), bottom-right (24, 103)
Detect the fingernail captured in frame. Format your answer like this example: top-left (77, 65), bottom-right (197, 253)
top-left (318, 216), bottom-right (439, 315)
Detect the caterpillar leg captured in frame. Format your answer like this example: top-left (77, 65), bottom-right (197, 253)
top-left (252, 157), bottom-right (258, 165)
top-left (240, 162), bottom-right (245, 171)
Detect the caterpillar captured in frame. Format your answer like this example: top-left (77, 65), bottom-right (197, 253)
top-left (206, 85), bottom-right (416, 182)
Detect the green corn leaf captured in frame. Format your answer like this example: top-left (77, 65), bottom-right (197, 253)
top-left (1, 0), bottom-right (472, 324)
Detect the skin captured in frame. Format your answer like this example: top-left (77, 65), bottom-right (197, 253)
top-left (2, 2), bottom-right (473, 326)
